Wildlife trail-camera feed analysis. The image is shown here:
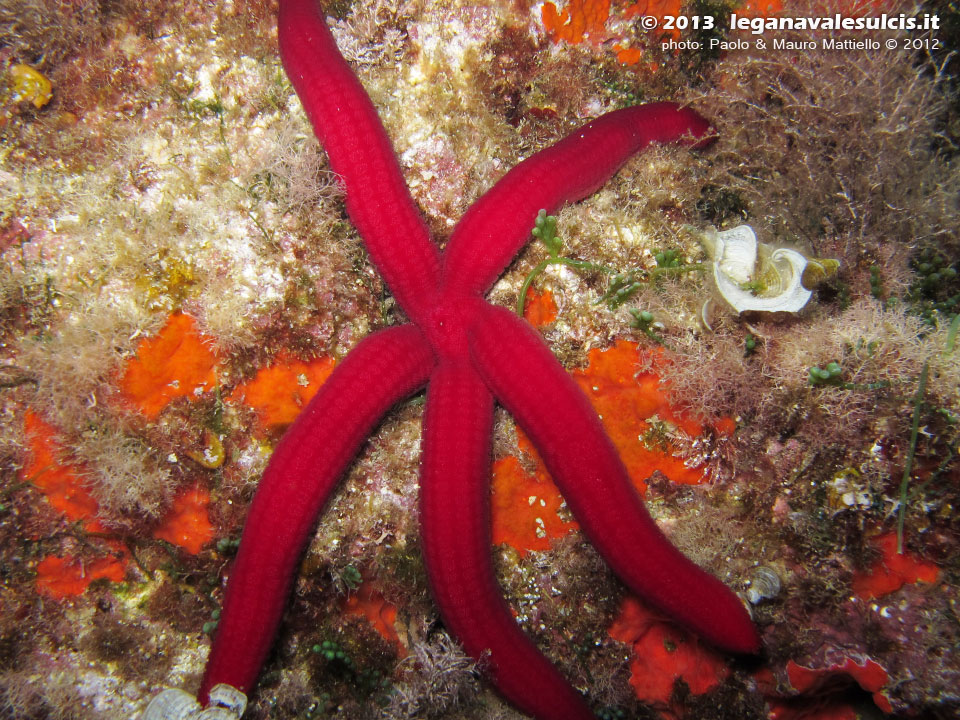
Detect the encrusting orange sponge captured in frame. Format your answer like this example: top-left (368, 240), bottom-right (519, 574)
top-left (24, 407), bottom-right (215, 598)
top-left (851, 532), bottom-right (939, 599)
top-left (541, 0), bottom-right (611, 44)
top-left (787, 657), bottom-right (893, 714)
top-left (228, 353), bottom-right (336, 429)
top-left (23, 409), bottom-right (102, 526)
top-left (492, 454), bottom-right (579, 554)
top-left (491, 340), bottom-right (732, 554)
top-left (119, 312), bottom-right (220, 419)
top-left (609, 595), bottom-right (730, 716)
top-left (35, 555), bottom-right (126, 598)
top-left (341, 580), bottom-right (407, 657)
top-left (152, 483), bottom-right (214, 555)
top-left (572, 340), bottom-right (718, 493)
top-left (522, 288), bottom-right (558, 328)
top-left (23, 410), bottom-right (129, 597)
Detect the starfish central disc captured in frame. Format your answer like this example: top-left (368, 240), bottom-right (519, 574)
top-left (422, 297), bottom-right (483, 360)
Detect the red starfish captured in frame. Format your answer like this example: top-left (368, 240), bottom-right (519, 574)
top-left (194, 1), bottom-right (760, 717)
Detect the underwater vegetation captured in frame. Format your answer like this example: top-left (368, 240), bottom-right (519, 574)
top-left (0, 0), bottom-right (957, 718)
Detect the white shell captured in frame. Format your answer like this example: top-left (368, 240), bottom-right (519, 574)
top-left (746, 566), bottom-right (782, 604)
top-left (714, 224), bottom-right (758, 285)
top-left (142, 688), bottom-right (201, 720)
top-left (704, 225), bottom-right (813, 314)
top-left (196, 709), bottom-right (241, 720)
top-left (207, 684), bottom-right (247, 717)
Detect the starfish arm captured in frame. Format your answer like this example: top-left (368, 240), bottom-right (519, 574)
top-left (198, 324), bottom-right (435, 702)
top-left (420, 359), bottom-right (595, 720)
top-left (278, 0), bottom-right (441, 320)
top-left (467, 305), bottom-right (761, 655)
top-left (441, 103), bottom-right (712, 298)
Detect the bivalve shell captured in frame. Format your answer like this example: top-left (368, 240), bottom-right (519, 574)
top-left (142, 688), bottom-right (201, 720)
top-left (746, 565), bottom-right (782, 604)
top-left (196, 709), bottom-right (241, 720)
top-left (207, 684), bottom-right (247, 717)
top-left (700, 224), bottom-right (815, 314)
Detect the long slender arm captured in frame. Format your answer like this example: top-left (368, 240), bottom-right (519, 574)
top-left (199, 324), bottom-right (435, 702)
top-left (467, 305), bottom-right (760, 655)
top-left (419, 359), bottom-right (595, 720)
top-left (441, 103), bottom-right (712, 299)
top-left (278, 0), bottom-right (441, 321)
